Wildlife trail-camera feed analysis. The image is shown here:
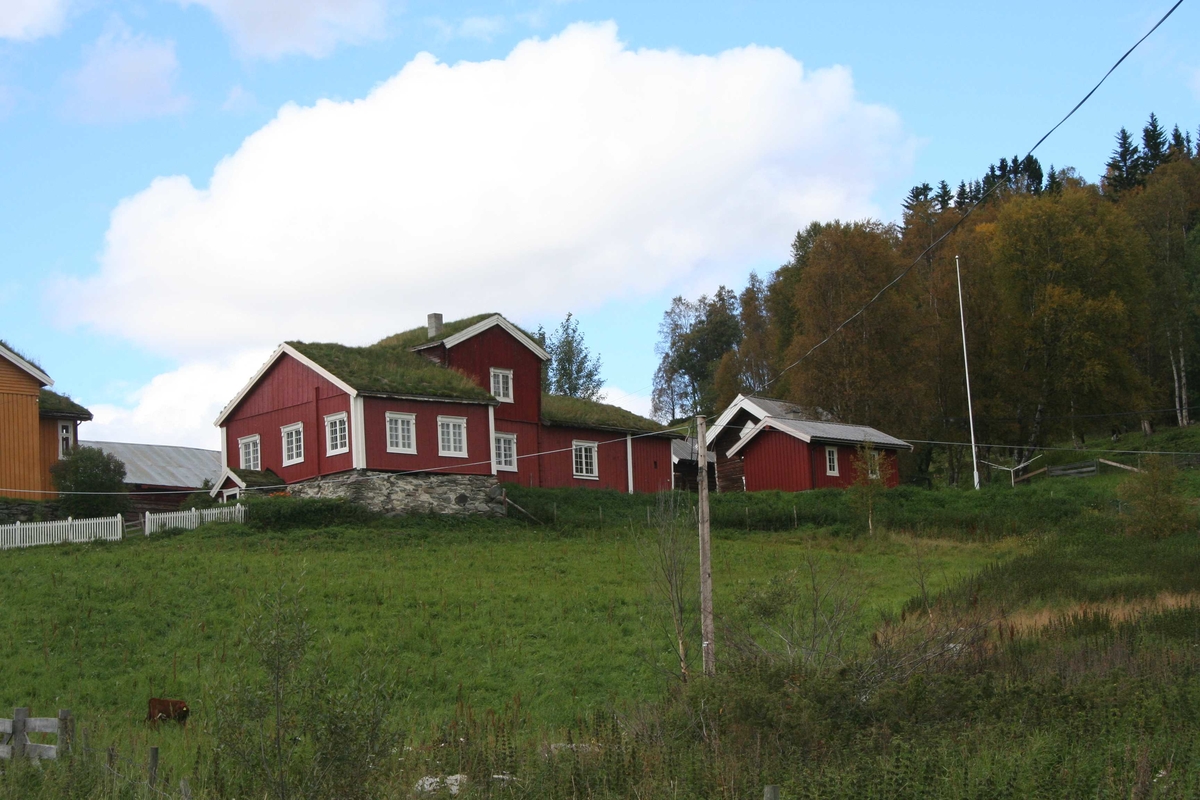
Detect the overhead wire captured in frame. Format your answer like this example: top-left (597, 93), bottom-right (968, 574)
top-left (763, 0), bottom-right (1185, 389)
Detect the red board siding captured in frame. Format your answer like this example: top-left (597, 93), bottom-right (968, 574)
top-left (222, 354), bottom-right (353, 482)
top-left (362, 397), bottom-right (492, 475)
top-left (742, 431), bottom-right (813, 492)
top-left (444, 324), bottom-right (542, 424)
top-left (495, 420), bottom-right (541, 488)
top-left (742, 432), bottom-right (902, 492)
top-left (537, 426), bottom-right (629, 491)
top-left (632, 437), bottom-right (673, 493)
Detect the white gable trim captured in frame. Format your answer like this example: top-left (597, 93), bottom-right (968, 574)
top-left (209, 467), bottom-right (247, 498)
top-left (0, 342), bottom-right (53, 387)
top-left (414, 315), bottom-right (551, 362)
top-left (725, 419), bottom-right (800, 458)
top-left (214, 343), bottom-right (358, 426)
top-left (705, 394), bottom-right (778, 448)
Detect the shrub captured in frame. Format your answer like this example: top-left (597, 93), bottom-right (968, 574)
top-left (49, 446), bottom-right (129, 518)
top-left (245, 496), bottom-right (377, 531)
top-left (1116, 456), bottom-right (1193, 538)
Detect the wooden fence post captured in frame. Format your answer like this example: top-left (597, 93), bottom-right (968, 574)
top-left (11, 707), bottom-right (27, 759)
top-left (764, 786), bottom-right (780, 800)
top-left (58, 709), bottom-right (72, 754)
top-left (148, 746), bottom-right (159, 788)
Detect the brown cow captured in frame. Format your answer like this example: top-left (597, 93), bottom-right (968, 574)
top-left (147, 697), bottom-right (189, 726)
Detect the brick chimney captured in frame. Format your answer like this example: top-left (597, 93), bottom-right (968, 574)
top-left (427, 313), bottom-right (443, 339)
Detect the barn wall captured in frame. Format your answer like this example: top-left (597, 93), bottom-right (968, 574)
top-left (445, 325), bottom-right (542, 424)
top-left (742, 431), bottom-right (813, 492)
top-left (37, 418), bottom-right (67, 493)
top-left (810, 444), bottom-right (902, 489)
top-left (631, 436), bottom-right (673, 493)
top-left (223, 355), bottom-right (353, 483)
top-left (494, 420), bottom-right (541, 488)
top-left (537, 426), bottom-right (630, 491)
top-left (362, 397), bottom-right (492, 476)
top-left (0, 359), bottom-right (42, 499)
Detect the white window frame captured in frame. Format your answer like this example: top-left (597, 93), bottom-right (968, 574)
top-left (494, 432), bottom-right (517, 472)
top-left (437, 416), bottom-right (468, 458)
top-left (324, 412), bottom-right (349, 456)
top-left (825, 445), bottom-right (839, 477)
top-left (57, 421), bottom-right (74, 460)
top-left (281, 422), bottom-right (305, 467)
top-left (238, 434), bottom-right (261, 471)
top-left (490, 368), bottom-right (514, 403)
top-left (573, 440), bottom-right (599, 480)
top-left (386, 412), bottom-right (417, 454)
top-left (868, 450), bottom-right (881, 480)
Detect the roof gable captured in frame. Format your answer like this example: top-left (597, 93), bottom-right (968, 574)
top-left (0, 340), bottom-right (53, 387)
top-left (707, 394), bottom-right (818, 449)
top-left (403, 314), bottom-right (550, 361)
top-left (215, 344), bottom-right (357, 426)
top-left (726, 416), bottom-right (912, 458)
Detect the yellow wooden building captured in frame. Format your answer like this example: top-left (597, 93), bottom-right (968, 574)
top-left (0, 341), bottom-right (92, 500)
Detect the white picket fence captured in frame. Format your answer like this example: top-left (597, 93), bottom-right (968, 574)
top-left (0, 515), bottom-right (123, 550)
top-left (143, 503), bottom-right (245, 535)
top-left (0, 503), bottom-right (247, 550)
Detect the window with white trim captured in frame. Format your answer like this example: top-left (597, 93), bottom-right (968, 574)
top-left (495, 433), bottom-right (517, 471)
top-left (238, 434), bottom-right (261, 471)
top-left (282, 423), bottom-right (305, 466)
top-left (57, 422), bottom-right (74, 460)
top-left (868, 450), bottom-right (881, 480)
top-left (438, 416), bottom-right (467, 457)
top-left (325, 412), bottom-right (349, 456)
top-left (825, 445), bottom-right (839, 476)
top-left (573, 440), bottom-right (599, 479)
top-left (490, 368), bottom-right (513, 403)
top-left (386, 412), bottom-right (416, 454)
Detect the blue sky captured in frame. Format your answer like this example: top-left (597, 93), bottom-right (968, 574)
top-left (1, 0), bottom-right (1197, 447)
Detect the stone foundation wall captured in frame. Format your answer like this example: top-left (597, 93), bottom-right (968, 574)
top-left (0, 499), bottom-right (62, 525)
top-left (286, 471), bottom-right (506, 517)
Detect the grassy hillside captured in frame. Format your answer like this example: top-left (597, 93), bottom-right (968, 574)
top-left (0, 475), bottom-right (1197, 797)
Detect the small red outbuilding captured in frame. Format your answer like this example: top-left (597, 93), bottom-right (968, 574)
top-left (723, 416), bottom-right (911, 492)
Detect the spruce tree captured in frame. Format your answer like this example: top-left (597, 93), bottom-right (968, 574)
top-left (1104, 127), bottom-right (1140, 195)
top-left (1140, 113), bottom-right (1168, 175)
top-left (1044, 164), bottom-right (1062, 194)
top-left (954, 180), bottom-right (970, 210)
top-left (934, 180), bottom-right (954, 212)
top-left (1169, 124), bottom-right (1189, 160)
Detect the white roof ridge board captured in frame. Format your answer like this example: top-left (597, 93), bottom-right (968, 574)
top-left (725, 416), bottom-right (912, 458)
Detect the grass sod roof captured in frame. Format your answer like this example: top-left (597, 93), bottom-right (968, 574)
top-left (0, 339), bottom-right (46, 373)
top-left (230, 468), bottom-right (283, 488)
top-left (541, 393), bottom-right (679, 436)
top-left (39, 389), bottom-right (92, 420)
top-left (374, 313), bottom-right (544, 352)
top-left (288, 340), bottom-right (494, 402)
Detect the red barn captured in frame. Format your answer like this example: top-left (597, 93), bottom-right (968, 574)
top-left (707, 395), bottom-right (910, 492)
top-left (211, 314), bottom-right (675, 505)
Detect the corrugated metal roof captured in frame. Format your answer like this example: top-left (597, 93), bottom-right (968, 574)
top-left (762, 417), bottom-right (912, 450)
top-left (671, 437), bottom-right (714, 462)
top-left (80, 440), bottom-right (222, 489)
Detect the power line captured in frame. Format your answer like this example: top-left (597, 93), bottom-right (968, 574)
top-left (764, 0), bottom-right (1185, 389)
top-left (903, 437), bottom-right (1200, 457)
top-left (0, 424), bottom-right (690, 497)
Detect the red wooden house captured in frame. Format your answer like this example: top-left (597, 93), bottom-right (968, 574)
top-left (707, 394), bottom-right (910, 492)
top-left (212, 314), bottom-right (675, 503)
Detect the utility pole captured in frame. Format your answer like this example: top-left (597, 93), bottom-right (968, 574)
top-left (956, 255), bottom-right (981, 490)
top-left (696, 415), bottom-right (715, 677)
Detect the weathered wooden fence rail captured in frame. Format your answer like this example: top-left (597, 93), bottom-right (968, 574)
top-left (144, 504), bottom-right (245, 535)
top-left (0, 708), bottom-right (72, 760)
top-left (1047, 460), bottom-right (1099, 478)
top-left (0, 515), bottom-right (123, 550)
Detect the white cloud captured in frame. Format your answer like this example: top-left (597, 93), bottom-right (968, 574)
top-left (0, 0), bottom-right (70, 41)
top-left (176, 0), bottom-right (387, 59)
top-left (80, 350), bottom-right (271, 448)
top-left (604, 386), bottom-right (653, 421)
top-left (60, 22), bottom-right (912, 441)
top-left (65, 21), bottom-right (189, 123)
top-left (221, 83), bottom-right (257, 112)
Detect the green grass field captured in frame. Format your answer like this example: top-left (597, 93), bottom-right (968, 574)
top-left (0, 471), bottom-right (1197, 797)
